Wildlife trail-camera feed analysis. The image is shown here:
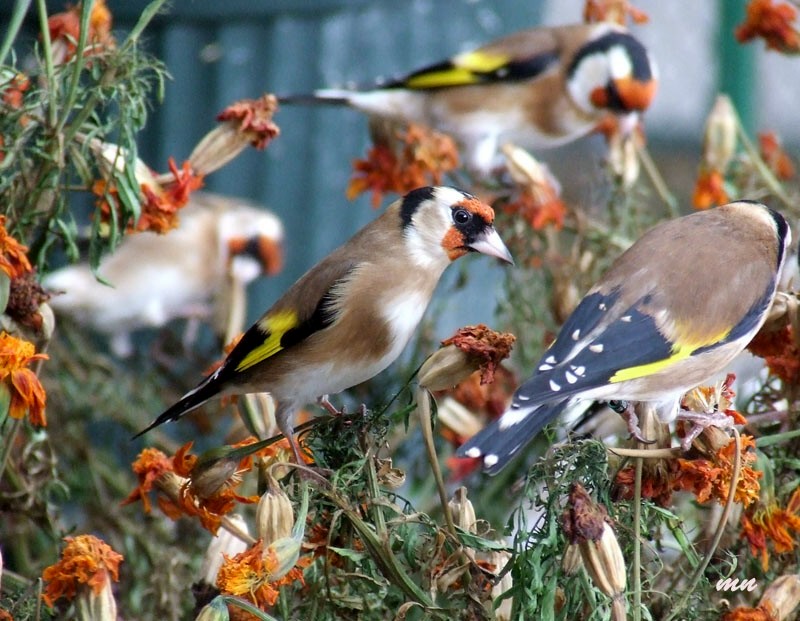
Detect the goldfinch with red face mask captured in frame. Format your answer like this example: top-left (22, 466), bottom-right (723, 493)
top-left (279, 22), bottom-right (657, 175)
top-left (135, 186), bottom-right (513, 462)
top-left (458, 201), bottom-right (790, 474)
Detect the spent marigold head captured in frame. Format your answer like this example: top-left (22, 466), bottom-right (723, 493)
top-left (41, 534), bottom-right (123, 608)
top-left (47, 0), bottom-right (116, 65)
top-left (583, 0), bottom-right (649, 25)
top-left (347, 120), bottom-right (459, 208)
top-left (736, 0), bottom-right (800, 53)
top-left (0, 331), bottom-right (48, 426)
top-left (501, 143), bottom-right (567, 229)
top-left (0, 216), bottom-right (33, 279)
top-left (440, 324), bottom-right (516, 385)
top-left (759, 131), bottom-right (796, 180)
top-left (748, 324), bottom-right (800, 384)
top-left (741, 486), bottom-right (800, 571)
top-left (692, 168), bottom-right (729, 209)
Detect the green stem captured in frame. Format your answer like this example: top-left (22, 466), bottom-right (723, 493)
top-left (637, 143), bottom-right (679, 217)
top-left (735, 117), bottom-right (794, 209)
top-left (0, 417), bottom-right (24, 485)
top-left (664, 428), bottom-right (743, 621)
top-left (35, 0), bottom-right (58, 127)
top-left (0, 0), bottom-right (34, 66)
top-left (56, 0), bottom-right (93, 134)
top-left (632, 457), bottom-right (643, 621)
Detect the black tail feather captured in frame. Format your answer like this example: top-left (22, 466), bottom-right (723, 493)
top-left (456, 401), bottom-right (569, 475)
top-left (132, 374), bottom-right (221, 439)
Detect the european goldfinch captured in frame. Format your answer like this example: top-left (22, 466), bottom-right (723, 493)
top-left (135, 186), bottom-right (513, 462)
top-left (458, 201), bottom-right (791, 474)
top-left (279, 22), bottom-right (657, 175)
top-left (44, 193), bottom-right (284, 357)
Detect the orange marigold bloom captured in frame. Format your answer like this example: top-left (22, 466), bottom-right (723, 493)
top-left (692, 168), bottom-right (729, 209)
top-left (47, 0), bottom-right (116, 64)
top-left (216, 540), bottom-right (308, 610)
top-left (759, 131), bottom-right (796, 180)
top-left (121, 447), bottom-right (174, 512)
top-left (503, 190), bottom-right (567, 230)
top-left (502, 144), bottom-right (567, 229)
top-left (583, 0), bottom-right (649, 25)
top-left (0, 332), bottom-right (48, 426)
top-left (748, 324), bottom-right (800, 384)
top-left (41, 534), bottom-right (123, 608)
top-left (736, 0), bottom-right (800, 53)
top-left (347, 122), bottom-right (459, 208)
top-left (741, 486), bottom-right (800, 571)
top-left (0, 215), bottom-right (33, 278)
top-left (674, 434), bottom-right (761, 507)
top-left (1, 72), bottom-right (30, 109)
top-left (138, 158), bottom-right (205, 234)
top-left (721, 608), bottom-right (772, 621)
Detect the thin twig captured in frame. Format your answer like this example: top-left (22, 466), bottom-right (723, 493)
top-left (636, 143), bottom-right (679, 217)
top-left (632, 456), bottom-right (643, 621)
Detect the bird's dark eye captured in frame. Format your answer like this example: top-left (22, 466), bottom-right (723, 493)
top-left (453, 209), bottom-right (472, 225)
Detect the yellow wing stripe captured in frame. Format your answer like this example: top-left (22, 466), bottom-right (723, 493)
top-left (405, 51), bottom-right (509, 89)
top-left (609, 328), bottom-right (732, 384)
top-left (235, 310), bottom-right (298, 372)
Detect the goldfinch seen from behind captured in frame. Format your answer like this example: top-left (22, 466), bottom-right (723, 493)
top-left (136, 187), bottom-right (513, 462)
top-left (458, 201), bottom-right (790, 474)
top-left (279, 22), bottom-right (657, 175)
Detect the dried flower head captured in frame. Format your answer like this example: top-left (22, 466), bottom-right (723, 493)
top-left (41, 534), bottom-right (123, 608)
top-left (583, 0), bottom-right (649, 25)
top-left (748, 324), bottom-right (800, 384)
top-left (6, 271), bottom-right (51, 331)
top-left (692, 168), bottom-right (730, 210)
top-left (741, 486), bottom-right (800, 570)
top-left (190, 94), bottom-right (280, 176)
top-left (47, 0), bottom-right (116, 65)
top-left (0, 331), bottom-right (48, 426)
top-left (347, 120), bottom-right (459, 208)
top-left (440, 324), bottom-right (516, 385)
top-left (736, 0), bottom-right (800, 53)
top-left (0, 216), bottom-right (33, 279)
top-left (501, 144), bottom-right (567, 230)
top-left (759, 131), bottom-right (796, 180)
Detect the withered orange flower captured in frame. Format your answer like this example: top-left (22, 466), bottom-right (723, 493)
top-left (503, 190), bottom-right (567, 231)
top-left (7, 271), bottom-right (51, 331)
top-left (41, 534), bottom-right (123, 608)
top-left (736, 0), bottom-right (800, 53)
top-left (216, 540), bottom-right (308, 609)
top-left (1, 72), bottom-right (30, 109)
top-left (217, 94), bottom-right (281, 150)
top-left (759, 131), bottom-right (796, 180)
top-left (347, 122), bottom-right (459, 208)
top-left (615, 460), bottom-right (679, 507)
top-left (0, 215), bottom-right (33, 278)
top-left (742, 487), bottom-right (800, 571)
top-left (748, 324), bottom-right (800, 384)
top-left (692, 168), bottom-right (729, 209)
top-left (0, 331), bottom-right (48, 426)
top-left (122, 447), bottom-right (174, 512)
top-left (721, 607), bottom-right (773, 621)
top-left (673, 434), bottom-right (761, 507)
top-left (138, 158), bottom-right (205, 234)
top-left (441, 324), bottom-right (516, 385)
top-left (46, 0), bottom-right (115, 64)
top-left (583, 0), bottom-right (649, 25)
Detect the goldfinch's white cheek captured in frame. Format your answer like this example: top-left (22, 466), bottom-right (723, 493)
top-left (607, 46), bottom-right (633, 80)
top-left (568, 54), bottom-right (610, 113)
top-left (230, 255), bottom-right (262, 284)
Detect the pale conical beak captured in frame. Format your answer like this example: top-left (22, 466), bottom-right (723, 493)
top-left (469, 228), bottom-right (514, 265)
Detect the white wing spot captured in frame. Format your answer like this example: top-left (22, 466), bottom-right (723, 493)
top-left (565, 371), bottom-right (578, 384)
top-left (484, 454), bottom-right (499, 468)
top-left (545, 355), bottom-right (557, 364)
top-left (517, 394), bottom-right (530, 401)
top-left (573, 365), bottom-right (586, 376)
top-left (549, 379), bottom-right (561, 391)
top-left (572, 329), bottom-right (581, 341)
top-left (621, 315), bottom-right (632, 322)
top-left (464, 447), bottom-right (482, 458)
top-left (589, 344), bottom-right (604, 353)
top-left (599, 303), bottom-right (607, 311)
top-left (538, 364), bottom-right (553, 371)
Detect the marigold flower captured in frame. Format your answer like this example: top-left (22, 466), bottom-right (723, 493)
top-left (501, 143), bottom-right (567, 230)
top-left (47, 0), bottom-right (116, 65)
top-left (41, 534), bottom-right (123, 608)
top-left (759, 131), bottom-right (795, 180)
top-left (6, 271), bottom-right (51, 331)
top-left (1, 72), bottom-right (30, 109)
top-left (121, 447), bottom-right (174, 512)
top-left (0, 215), bottom-right (33, 279)
top-left (748, 324), bottom-right (800, 384)
top-left (0, 331), bottom-right (48, 426)
top-left (216, 540), bottom-right (309, 610)
top-left (583, 0), bottom-right (649, 25)
top-left (137, 158), bottom-right (205, 233)
top-left (736, 0), bottom-right (800, 53)
top-left (440, 324), bottom-right (516, 385)
top-left (347, 121), bottom-right (459, 208)
top-left (190, 94), bottom-right (280, 176)
top-left (673, 434), bottom-right (761, 507)
top-left (741, 486), bottom-right (800, 570)
top-left (692, 168), bottom-right (729, 209)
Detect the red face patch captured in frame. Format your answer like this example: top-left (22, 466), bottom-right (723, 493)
top-left (442, 227), bottom-right (468, 260)
top-left (456, 196), bottom-right (495, 224)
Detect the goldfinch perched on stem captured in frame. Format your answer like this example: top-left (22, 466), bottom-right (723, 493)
top-left (458, 201), bottom-right (791, 474)
top-left (279, 22), bottom-right (657, 176)
top-left (135, 186), bottom-right (513, 463)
